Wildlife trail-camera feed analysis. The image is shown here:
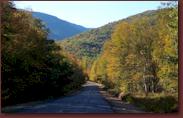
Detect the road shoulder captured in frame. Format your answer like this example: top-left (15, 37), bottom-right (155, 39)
top-left (99, 87), bottom-right (146, 113)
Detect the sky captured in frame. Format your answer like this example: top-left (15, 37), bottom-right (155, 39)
top-left (13, 1), bottom-right (166, 28)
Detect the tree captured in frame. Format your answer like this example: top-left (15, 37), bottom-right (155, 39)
top-left (1, 2), bottom-right (86, 106)
top-left (89, 60), bottom-right (97, 82)
top-left (93, 6), bottom-right (177, 96)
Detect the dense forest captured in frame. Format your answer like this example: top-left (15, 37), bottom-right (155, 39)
top-left (1, 2), bottom-right (85, 107)
top-left (58, 2), bottom-right (178, 112)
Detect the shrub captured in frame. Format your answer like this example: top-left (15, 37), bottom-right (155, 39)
top-left (120, 93), bottom-right (134, 103)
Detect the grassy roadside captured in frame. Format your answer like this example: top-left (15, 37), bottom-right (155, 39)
top-left (120, 93), bottom-right (178, 113)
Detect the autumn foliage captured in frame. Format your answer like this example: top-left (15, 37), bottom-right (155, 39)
top-left (1, 2), bottom-right (85, 107)
top-left (89, 2), bottom-right (178, 112)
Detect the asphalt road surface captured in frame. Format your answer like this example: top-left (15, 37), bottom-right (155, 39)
top-left (2, 81), bottom-right (113, 113)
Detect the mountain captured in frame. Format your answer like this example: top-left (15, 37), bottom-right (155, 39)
top-left (57, 10), bottom-right (157, 60)
top-left (32, 12), bottom-right (89, 40)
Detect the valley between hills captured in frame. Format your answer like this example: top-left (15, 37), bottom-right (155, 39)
top-left (1, 1), bottom-right (178, 113)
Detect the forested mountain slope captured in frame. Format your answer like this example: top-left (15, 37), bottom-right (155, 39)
top-left (56, 10), bottom-right (157, 69)
top-left (32, 12), bottom-right (89, 40)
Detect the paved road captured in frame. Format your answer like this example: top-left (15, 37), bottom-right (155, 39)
top-left (2, 81), bottom-right (113, 113)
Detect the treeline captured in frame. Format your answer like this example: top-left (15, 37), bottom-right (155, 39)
top-left (89, 2), bottom-right (178, 112)
top-left (1, 2), bottom-right (85, 107)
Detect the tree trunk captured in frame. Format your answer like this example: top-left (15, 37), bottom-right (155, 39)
top-left (144, 77), bottom-right (148, 96)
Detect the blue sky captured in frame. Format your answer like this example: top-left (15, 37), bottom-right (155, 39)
top-left (14, 1), bottom-right (166, 28)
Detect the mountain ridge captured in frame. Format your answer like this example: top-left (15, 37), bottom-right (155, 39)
top-left (32, 11), bottom-right (89, 40)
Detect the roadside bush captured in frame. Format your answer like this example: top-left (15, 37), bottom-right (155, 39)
top-left (120, 93), bottom-right (134, 103)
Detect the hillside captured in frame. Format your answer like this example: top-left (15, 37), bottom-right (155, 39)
top-left (32, 12), bottom-right (89, 40)
top-left (57, 10), bottom-right (156, 60)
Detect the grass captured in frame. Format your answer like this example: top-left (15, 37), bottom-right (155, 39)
top-left (121, 93), bottom-right (178, 113)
